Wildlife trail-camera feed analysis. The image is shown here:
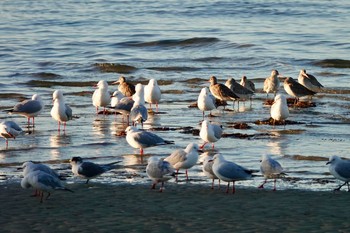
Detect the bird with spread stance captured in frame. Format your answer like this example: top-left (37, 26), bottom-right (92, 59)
top-left (125, 126), bottom-right (174, 155)
top-left (327, 155), bottom-right (350, 192)
top-left (209, 76), bottom-right (239, 110)
top-left (212, 154), bottom-right (253, 194)
top-left (298, 69), bottom-right (323, 93)
top-left (258, 154), bottom-right (284, 191)
top-left (270, 94), bottom-right (289, 127)
top-left (112, 76), bottom-right (135, 97)
top-left (165, 143), bottom-right (201, 182)
top-left (283, 77), bottom-right (316, 104)
top-left (92, 80), bottom-right (110, 114)
top-left (4, 94), bottom-right (44, 128)
top-left (199, 120), bottom-right (223, 149)
top-left (146, 156), bottom-right (175, 192)
top-left (0, 120), bottom-right (23, 149)
top-left (70, 156), bottom-right (121, 184)
top-left (197, 87), bottom-right (216, 120)
top-left (144, 78), bottom-right (161, 112)
top-left (50, 90), bottom-right (73, 132)
top-left (263, 70), bottom-right (280, 98)
top-left (21, 170), bottom-right (73, 203)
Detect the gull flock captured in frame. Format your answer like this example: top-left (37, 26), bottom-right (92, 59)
top-left (0, 70), bottom-right (347, 203)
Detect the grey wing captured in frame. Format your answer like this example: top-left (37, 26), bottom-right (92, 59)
top-left (79, 162), bottom-right (105, 177)
top-left (38, 173), bottom-right (63, 189)
top-left (335, 162), bottom-right (350, 179)
top-left (14, 100), bottom-right (42, 113)
top-left (7, 121), bottom-right (22, 131)
top-left (165, 149), bottom-right (186, 164)
top-left (114, 98), bottom-right (134, 113)
top-left (270, 159), bottom-right (283, 173)
top-left (37, 164), bottom-right (60, 178)
top-left (65, 104), bottom-right (73, 119)
top-left (130, 105), bottom-right (148, 121)
top-left (212, 124), bottom-right (223, 139)
top-left (307, 74), bottom-right (323, 88)
top-left (218, 162), bottom-right (251, 179)
top-left (160, 160), bottom-right (175, 175)
top-left (134, 131), bottom-right (165, 147)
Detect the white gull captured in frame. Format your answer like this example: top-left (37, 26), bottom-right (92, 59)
top-left (146, 156), bottom-right (175, 192)
top-left (164, 143), bottom-right (200, 181)
top-left (212, 154), bottom-right (253, 194)
top-left (50, 90), bottom-right (73, 132)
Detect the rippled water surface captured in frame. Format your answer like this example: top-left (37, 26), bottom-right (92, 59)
top-left (0, 0), bottom-right (349, 191)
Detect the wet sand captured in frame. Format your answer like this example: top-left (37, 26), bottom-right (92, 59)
top-left (1, 182), bottom-right (350, 233)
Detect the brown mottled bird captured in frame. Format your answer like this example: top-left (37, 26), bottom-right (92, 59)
top-left (112, 76), bottom-right (135, 97)
top-left (263, 70), bottom-right (280, 98)
top-left (209, 76), bottom-right (239, 109)
top-left (283, 77), bottom-right (316, 104)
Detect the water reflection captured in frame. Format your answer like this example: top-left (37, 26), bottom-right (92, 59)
top-left (50, 133), bottom-right (72, 159)
top-left (92, 117), bottom-right (111, 137)
top-left (266, 131), bottom-right (289, 155)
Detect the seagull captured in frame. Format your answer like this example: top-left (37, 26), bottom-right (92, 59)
top-left (202, 155), bottom-right (220, 189)
top-left (240, 76), bottom-right (255, 93)
top-left (21, 161), bottom-right (63, 196)
top-left (225, 77), bottom-right (254, 105)
top-left (212, 154), bottom-right (253, 194)
top-left (0, 120), bottom-right (23, 148)
top-left (125, 126), bottom-right (173, 155)
top-left (283, 77), bottom-right (316, 104)
top-left (327, 155), bottom-right (350, 192)
top-left (21, 170), bottom-right (73, 203)
top-left (130, 102), bottom-right (148, 128)
top-left (50, 90), bottom-right (73, 132)
top-left (209, 76), bottom-right (239, 109)
top-left (70, 156), bottom-right (121, 184)
top-left (4, 94), bottom-right (44, 127)
top-left (130, 84), bottom-right (148, 127)
top-left (263, 70), bottom-right (280, 98)
top-left (22, 161), bottom-right (61, 179)
top-left (144, 79), bottom-right (161, 112)
top-left (110, 91), bottom-right (125, 108)
top-left (112, 76), bottom-right (135, 97)
top-left (270, 94), bottom-right (289, 126)
top-left (197, 87), bottom-right (216, 120)
top-left (199, 120), bottom-right (223, 149)
top-left (258, 154), bottom-right (284, 191)
top-left (164, 143), bottom-right (201, 181)
top-left (298, 69), bottom-right (323, 92)
top-left (112, 97), bottom-right (134, 124)
top-left (92, 80), bottom-right (110, 114)
top-left (146, 156), bottom-right (175, 192)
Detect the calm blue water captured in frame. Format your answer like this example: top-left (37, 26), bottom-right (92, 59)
top-left (0, 0), bottom-right (349, 191)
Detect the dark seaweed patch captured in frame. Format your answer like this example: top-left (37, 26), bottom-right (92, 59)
top-left (95, 63), bottom-right (137, 73)
top-left (312, 59), bottom-right (350, 68)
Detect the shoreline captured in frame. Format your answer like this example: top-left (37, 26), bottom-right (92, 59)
top-left (2, 182), bottom-right (350, 232)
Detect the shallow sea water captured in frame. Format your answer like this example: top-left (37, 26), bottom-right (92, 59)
top-left (0, 0), bottom-right (349, 191)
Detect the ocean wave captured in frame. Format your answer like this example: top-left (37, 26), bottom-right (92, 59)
top-left (146, 66), bottom-right (200, 72)
top-left (312, 59), bottom-right (350, 68)
top-left (118, 37), bottom-right (220, 48)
